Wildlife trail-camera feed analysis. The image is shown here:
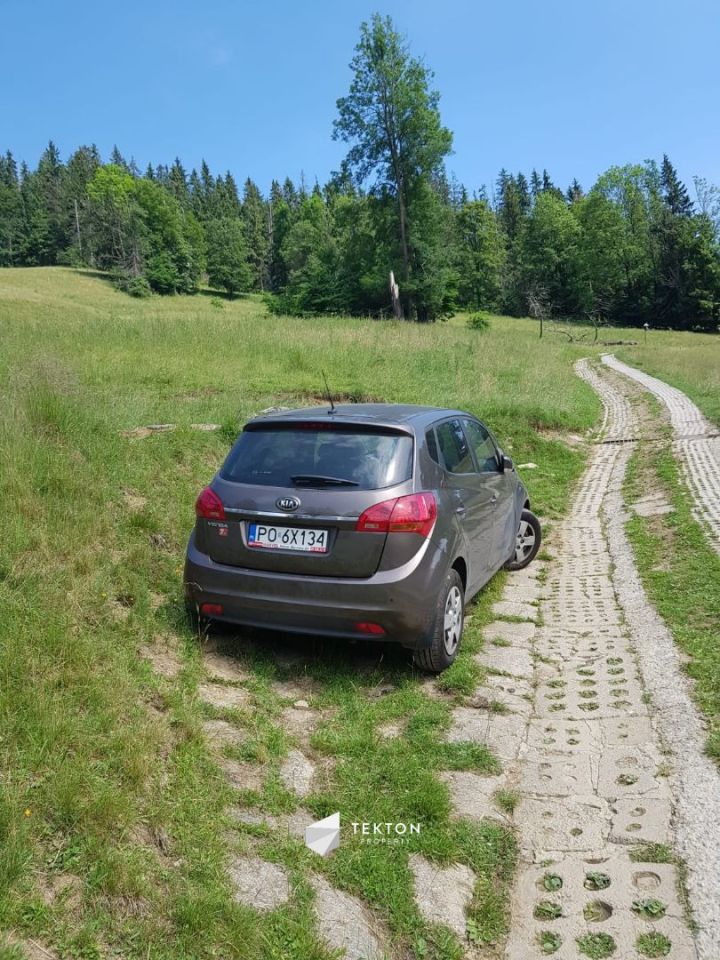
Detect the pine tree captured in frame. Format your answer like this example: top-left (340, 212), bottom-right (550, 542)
top-left (168, 158), bottom-right (189, 207)
top-left (242, 178), bottom-right (270, 291)
top-left (566, 179), bottom-right (583, 204)
top-left (661, 155), bottom-right (693, 216)
top-left (206, 217), bottom-right (252, 296)
top-left (63, 145), bottom-right (101, 262)
top-left (221, 173), bottom-right (242, 217)
top-left (530, 169), bottom-right (542, 199)
top-left (0, 150), bottom-right (23, 264)
top-left (516, 173), bottom-right (531, 214)
top-left (269, 179), bottom-right (293, 292)
top-left (110, 145), bottom-right (129, 171)
top-left (282, 177), bottom-right (298, 208)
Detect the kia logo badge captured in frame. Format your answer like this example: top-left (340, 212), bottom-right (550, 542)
top-left (277, 496), bottom-right (301, 512)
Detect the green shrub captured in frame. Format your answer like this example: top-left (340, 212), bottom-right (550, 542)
top-left (126, 276), bottom-right (152, 298)
top-left (146, 251), bottom-right (180, 294)
top-left (467, 311), bottom-right (491, 331)
top-left (111, 271), bottom-right (152, 298)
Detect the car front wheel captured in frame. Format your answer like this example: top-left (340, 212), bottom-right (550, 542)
top-left (414, 568), bottom-right (465, 674)
top-left (504, 508), bottom-right (542, 571)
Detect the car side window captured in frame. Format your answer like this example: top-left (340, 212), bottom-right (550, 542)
top-left (463, 419), bottom-right (500, 473)
top-left (425, 428), bottom-right (440, 465)
top-left (435, 419), bottom-right (475, 474)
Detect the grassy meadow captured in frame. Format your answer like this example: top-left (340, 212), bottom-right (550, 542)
top-left (615, 333), bottom-right (720, 427)
top-left (0, 266), bottom-right (715, 959)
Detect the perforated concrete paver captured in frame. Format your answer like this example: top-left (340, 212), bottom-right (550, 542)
top-left (203, 650), bottom-right (251, 682)
top-left (507, 854), bottom-right (696, 960)
top-left (503, 359), bottom-right (698, 960)
top-left (409, 854), bottom-right (477, 938)
top-left (470, 674), bottom-right (534, 716)
top-left (311, 875), bottom-right (388, 960)
top-left (439, 770), bottom-right (508, 823)
top-left (197, 681), bottom-right (251, 710)
top-left (279, 748), bottom-right (315, 797)
top-left (446, 708), bottom-right (527, 761)
top-left (485, 620), bottom-right (537, 645)
top-left (492, 599), bottom-right (539, 621)
top-left (219, 757), bottom-right (264, 792)
top-left (202, 718), bottom-right (247, 748)
top-left (609, 797), bottom-right (673, 845)
top-left (228, 855), bottom-right (290, 911)
top-left (475, 644), bottom-right (534, 679)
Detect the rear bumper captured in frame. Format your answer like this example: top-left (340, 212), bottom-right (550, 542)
top-left (183, 531), bottom-right (447, 648)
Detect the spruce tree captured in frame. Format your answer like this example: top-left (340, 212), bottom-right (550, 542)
top-left (530, 168), bottom-right (542, 199)
top-left (110, 145), bottom-right (129, 171)
top-left (168, 158), bottom-right (189, 207)
top-left (661, 154), bottom-right (693, 216)
top-left (242, 178), bottom-right (270, 291)
top-left (0, 150), bottom-right (23, 265)
top-left (567, 179), bottom-right (583, 204)
top-left (206, 217), bottom-right (252, 297)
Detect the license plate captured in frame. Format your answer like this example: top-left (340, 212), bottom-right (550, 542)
top-left (247, 523), bottom-right (329, 553)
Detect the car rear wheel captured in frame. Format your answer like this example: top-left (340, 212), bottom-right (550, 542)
top-left (414, 569), bottom-right (465, 674)
top-left (504, 508), bottom-right (541, 570)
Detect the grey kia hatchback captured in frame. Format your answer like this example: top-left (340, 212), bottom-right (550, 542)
top-left (184, 404), bottom-right (540, 672)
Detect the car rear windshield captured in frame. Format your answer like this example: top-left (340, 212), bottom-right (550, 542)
top-left (221, 423), bottom-right (414, 490)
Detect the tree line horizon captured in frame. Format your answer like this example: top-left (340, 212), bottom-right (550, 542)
top-left (1, 14), bottom-right (719, 331)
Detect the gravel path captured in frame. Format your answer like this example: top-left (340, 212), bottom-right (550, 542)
top-left (602, 354), bottom-right (720, 552)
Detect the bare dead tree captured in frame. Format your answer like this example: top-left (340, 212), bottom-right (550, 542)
top-left (389, 271), bottom-right (403, 320)
top-left (527, 286), bottom-right (551, 339)
top-left (552, 328), bottom-right (589, 343)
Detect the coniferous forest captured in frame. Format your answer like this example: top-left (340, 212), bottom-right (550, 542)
top-left (1, 15), bottom-right (719, 331)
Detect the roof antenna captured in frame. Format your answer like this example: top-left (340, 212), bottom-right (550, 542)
top-left (321, 370), bottom-right (336, 415)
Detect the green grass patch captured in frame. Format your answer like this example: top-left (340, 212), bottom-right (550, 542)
top-left (0, 267), bottom-right (608, 956)
top-left (636, 932), bottom-right (672, 957)
top-left (576, 932), bottom-right (616, 958)
top-left (624, 436), bottom-right (720, 761)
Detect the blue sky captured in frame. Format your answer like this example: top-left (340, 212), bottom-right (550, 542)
top-left (1, 0), bottom-right (718, 197)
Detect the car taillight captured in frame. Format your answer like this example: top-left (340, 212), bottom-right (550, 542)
top-left (195, 486), bottom-right (225, 521)
top-left (354, 621), bottom-right (386, 635)
top-left (200, 603), bottom-right (223, 616)
top-left (356, 492), bottom-right (437, 537)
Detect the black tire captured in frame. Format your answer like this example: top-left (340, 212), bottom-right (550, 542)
top-left (504, 508), bottom-right (542, 571)
top-left (414, 568), bottom-right (465, 674)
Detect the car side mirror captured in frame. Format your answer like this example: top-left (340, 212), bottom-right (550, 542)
top-left (501, 454), bottom-right (513, 472)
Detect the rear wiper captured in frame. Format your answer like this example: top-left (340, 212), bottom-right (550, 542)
top-left (291, 474), bottom-right (359, 487)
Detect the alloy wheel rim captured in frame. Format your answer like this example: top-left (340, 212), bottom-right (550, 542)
top-left (514, 519), bottom-right (536, 563)
top-left (443, 585), bottom-right (463, 655)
